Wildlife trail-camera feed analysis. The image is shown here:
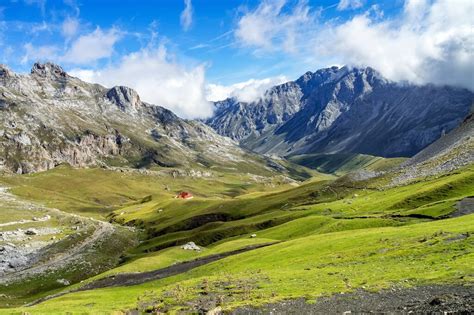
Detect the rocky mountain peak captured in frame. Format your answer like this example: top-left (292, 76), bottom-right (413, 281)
top-left (297, 66), bottom-right (385, 89)
top-left (105, 86), bottom-right (142, 112)
top-left (0, 64), bottom-right (12, 78)
top-left (31, 62), bottom-right (68, 79)
top-left (351, 66), bottom-right (385, 84)
top-left (299, 71), bottom-right (315, 83)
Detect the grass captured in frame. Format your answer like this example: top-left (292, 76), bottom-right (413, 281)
top-left (294, 167), bottom-right (474, 218)
top-left (0, 163), bottom-right (472, 313)
top-left (71, 237), bottom-right (277, 286)
top-left (0, 165), bottom-right (311, 218)
top-left (0, 178), bottom-right (140, 308)
top-left (109, 166), bottom-right (474, 255)
top-left (256, 216), bottom-right (406, 240)
top-left (7, 214), bottom-right (472, 314)
top-left (288, 153), bottom-right (406, 175)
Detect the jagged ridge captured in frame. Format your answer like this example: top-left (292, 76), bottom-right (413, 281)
top-left (206, 66), bottom-right (473, 158)
top-left (0, 63), bottom-right (263, 174)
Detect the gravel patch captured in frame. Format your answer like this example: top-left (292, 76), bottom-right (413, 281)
top-left (453, 197), bottom-right (474, 218)
top-left (233, 285), bottom-right (474, 314)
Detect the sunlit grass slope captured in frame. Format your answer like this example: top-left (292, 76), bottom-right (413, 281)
top-left (0, 163), bottom-right (472, 313)
top-left (288, 153), bottom-right (405, 175)
top-left (0, 165), bottom-right (321, 218)
top-left (111, 166), bottom-right (474, 254)
top-left (9, 213), bottom-right (472, 314)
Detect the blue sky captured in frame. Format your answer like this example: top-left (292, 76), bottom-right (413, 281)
top-left (0, 0), bottom-right (471, 118)
top-left (1, 0), bottom-right (400, 82)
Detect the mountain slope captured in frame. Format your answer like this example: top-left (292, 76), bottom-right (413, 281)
top-left (206, 66), bottom-right (473, 158)
top-left (0, 63), bottom-right (282, 175)
top-left (208, 80), bottom-right (303, 141)
top-left (392, 109), bottom-right (474, 184)
top-left (288, 153), bottom-right (405, 176)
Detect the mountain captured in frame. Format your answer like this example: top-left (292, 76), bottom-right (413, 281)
top-left (0, 63), bottom-right (280, 174)
top-left (392, 108), bottom-right (474, 184)
top-left (206, 66), bottom-right (473, 158)
top-left (1, 67), bottom-right (473, 315)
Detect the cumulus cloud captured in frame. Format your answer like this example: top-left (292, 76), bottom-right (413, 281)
top-left (67, 68), bottom-right (96, 82)
top-left (62, 28), bottom-right (120, 64)
top-left (319, 0), bottom-right (474, 90)
top-left (70, 46), bottom-right (213, 119)
top-left (233, 0), bottom-right (472, 90)
top-left (180, 0), bottom-right (193, 31)
top-left (337, 0), bottom-right (364, 11)
top-left (235, 0), bottom-right (313, 53)
top-left (206, 76), bottom-right (288, 102)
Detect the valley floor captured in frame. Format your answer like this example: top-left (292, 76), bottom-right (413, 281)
top-left (0, 164), bottom-right (473, 314)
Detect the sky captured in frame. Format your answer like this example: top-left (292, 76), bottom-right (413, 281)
top-left (0, 0), bottom-right (472, 118)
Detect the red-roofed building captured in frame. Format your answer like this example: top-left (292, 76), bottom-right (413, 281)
top-left (176, 191), bottom-right (193, 199)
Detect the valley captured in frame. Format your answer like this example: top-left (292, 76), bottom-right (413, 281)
top-left (0, 155), bottom-right (472, 313)
top-left (0, 63), bottom-right (472, 314)
top-left (1, 0), bottom-right (473, 313)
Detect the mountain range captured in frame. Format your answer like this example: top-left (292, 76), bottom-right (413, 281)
top-left (0, 63), bottom-right (279, 174)
top-left (206, 66), bottom-right (473, 158)
top-left (1, 63), bottom-right (473, 313)
top-left (1, 63), bottom-right (472, 175)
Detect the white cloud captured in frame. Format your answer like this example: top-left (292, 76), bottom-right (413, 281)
top-left (62, 28), bottom-right (120, 64)
top-left (67, 68), bottom-right (96, 82)
top-left (235, 0), bottom-right (313, 53)
top-left (233, 0), bottom-right (473, 90)
top-left (337, 0), bottom-right (364, 11)
top-left (206, 76), bottom-right (288, 102)
top-left (61, 17), bottom-right (79, 39)
top-left (318, 0), bottom-right (474, 90)
top-left (19, 27), bottom-right (119, 66)
top-left (180, 0), bottom-right (193, 31)
top-left (70, 45), bottom-right (213, 119)
top-left (21, 43), bottom-right (59, 65)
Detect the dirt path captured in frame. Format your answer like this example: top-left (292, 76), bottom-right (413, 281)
top-left (83, 243), bottom-right (274, 289)
top-left (0, 185), bottom-right (116, 284)
top-left (28, 242), bottom-right (276, 306)
top-left (0, 215), bottom-right (50, 227)
top-left (0, 221), bottom-right (114, 284)
top-left (233, 285), bottom-right (474, 314)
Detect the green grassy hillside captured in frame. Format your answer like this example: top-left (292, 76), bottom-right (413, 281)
top-left (0, 165), bottom-right (322, 218)
top-left (8, 214), bottom-right (472, 314)
top-left (288, 153), bottom-right (406, 175)
top-left (0, 163), bottom-right (472, 313)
